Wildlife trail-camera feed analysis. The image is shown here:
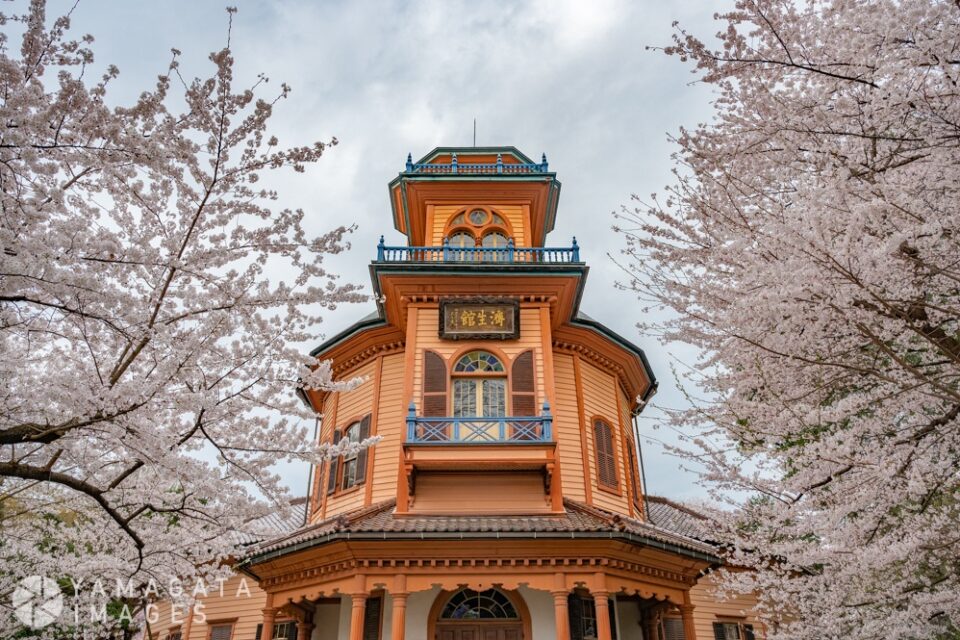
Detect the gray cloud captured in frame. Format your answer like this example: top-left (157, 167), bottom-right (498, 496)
top-left (63, 0), bottom-right (733, 503)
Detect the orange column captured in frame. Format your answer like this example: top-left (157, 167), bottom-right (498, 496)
top-left (593, 573), bottom-right (612, 640)
top-left (391, 593), bottom-right (408, 640)
top-left (681, 591), bottom-right (698, 640)
top-left (539, 305), bottom-right (564, 512)
top-left (349, 595), bottom-right (367, 640)
top-left (349, 574), bottom-right (368, 640)
top-left (296, 621), bottom-right (314, 640)
top-left (552, 572), bottom-right (570, 640)
top-left (396, 305), bottom-right (419, 513)
top-left (260, 599), bottom-right (277, 640)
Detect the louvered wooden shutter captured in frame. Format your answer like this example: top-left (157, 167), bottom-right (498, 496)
top-left (288, 622), bottom-right (298, 640)
top-left (255, 624), bottom-right (262, 640)
top-left (511, 351), bottom-right (536, 416)
top-left (594, 419), bottom-right (617, 488)
top-left (362, 596), bottom-right (382, 640)
top-left (422, 351), bottom-right (448, 416)
top-left (713, 622), bottom-right (727, 640)
top-left (327, 429), bottom-right (341, 495)
top-left (567, 594), bottom-right (584, 640)
top-left (210, 625), bottom-right (233, 640)
top-left (355, 415), bottom-right (371, 485)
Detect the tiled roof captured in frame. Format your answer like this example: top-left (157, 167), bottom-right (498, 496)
top-left (245, 498), bottom-right (718, 563)
top-left (231, 497), bottom-right (308, 546)
top-left (645, 496), bottom-right (713, 543)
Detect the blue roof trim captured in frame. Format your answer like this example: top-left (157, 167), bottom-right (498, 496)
top-left (415, 146), bottom-right (537, 165)
top-left (307, 311), bottom-right (386, 359)
top-left (569, 314), bottom-right (658, 395)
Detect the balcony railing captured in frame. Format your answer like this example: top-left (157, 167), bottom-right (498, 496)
top-left (405, 152), bottom-right (549, 175)
top-left (406, 402), bottom-right (553, 444)
top-left (377, 237), bottom-right (580, 264)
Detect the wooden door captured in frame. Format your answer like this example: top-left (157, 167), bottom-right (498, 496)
top-left (438, 627), bottom-right (478, 640)
top-left (437, 624), bottom-right (521, 640)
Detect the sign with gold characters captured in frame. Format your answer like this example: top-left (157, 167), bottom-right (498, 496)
top-left (439, 297), bottom-right (520, 340)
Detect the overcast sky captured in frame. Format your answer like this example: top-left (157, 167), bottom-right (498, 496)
top-left (63, 0), bottom-right (734, 503)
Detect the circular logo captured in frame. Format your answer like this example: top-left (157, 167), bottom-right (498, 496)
top-left (12, 575), bottom-right (63, 629)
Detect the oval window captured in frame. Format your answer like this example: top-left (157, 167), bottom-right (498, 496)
top-left (468, 209), bottom-right (489, 225)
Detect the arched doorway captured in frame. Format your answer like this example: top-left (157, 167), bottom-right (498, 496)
top-left (435, 588), bottom-right (524, 640)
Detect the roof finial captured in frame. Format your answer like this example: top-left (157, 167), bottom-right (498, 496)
top-left (406, 153), bottom-right (413, 172)
top-left (541, 153), bottom-right (548, 172)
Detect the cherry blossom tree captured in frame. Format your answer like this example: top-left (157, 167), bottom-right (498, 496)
top-left (0, 1), bottom-right (367, 633)
top-left (617, 1), bottom-right (960, 638)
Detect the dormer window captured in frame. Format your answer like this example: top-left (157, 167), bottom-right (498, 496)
top-left (444, 208), bottom-right (513, 260)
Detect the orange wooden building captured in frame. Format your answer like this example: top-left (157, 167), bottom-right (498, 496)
top-left (154, 148), bottom-right (763, 640)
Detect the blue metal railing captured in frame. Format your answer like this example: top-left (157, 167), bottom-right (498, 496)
top-left (405, 152), bottom-right (549, 175)
top-left (406, 402), bottom-right (553, 444)
top-left (377, 237), bottom-right (580, 264)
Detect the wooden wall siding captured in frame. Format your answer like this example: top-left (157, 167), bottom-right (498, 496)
top-left (411, 307), bottom-right (544, 416)
top-left (579, 359), bottom-right (629, 515)
top-left (410, 471), bottom-right (552, 514)
top-left (551, 353), bottom-right (587, 501)
top-left (157, 575), bottom-right (267, 640)
top-left (370, 353), bottom-right (405, 504)
top-left (427, 204), bottom-right (529, 248)
top-left (689, 575), bottom-right (766, 640)
top-left (318, 359), bottom-right (377, 519)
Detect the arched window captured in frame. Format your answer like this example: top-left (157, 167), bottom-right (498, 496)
top-left (441, 589), bottom-right (518, 620)
top-left (452, 350), bottom-right (506, 417)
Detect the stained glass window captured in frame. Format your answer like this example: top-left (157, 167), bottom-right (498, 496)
top-left (454, 351), bottom-right (504, 373)
top-left (441, 589), bottom-right (518, 620)
top-left (450, 213), bottom-right (465, 226)
top-left (491, 213), bottom-right (506, 226)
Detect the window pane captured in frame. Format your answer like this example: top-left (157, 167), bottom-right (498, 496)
top-left (449, 232), bottom-right (474, 247)
top-left (342, 458), bottom-right (357, 489)
top-left (580, 597), bottom-right (597, 639)
top-left (664, 618), bottom-right (685, 640)
top-left (482, 232), bottom-right (508, 248)
top-left (482, 379), bottom-right (506, 417)
top-left (453, 379), bottom-right (477, 417)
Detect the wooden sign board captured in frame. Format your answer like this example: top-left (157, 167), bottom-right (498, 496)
top-left (439, 298), bottom-right (520, 340)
